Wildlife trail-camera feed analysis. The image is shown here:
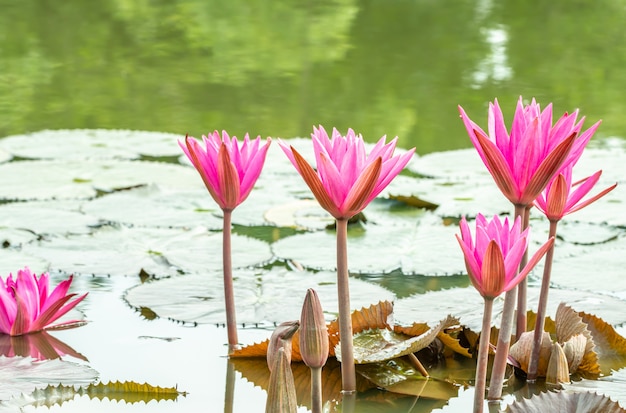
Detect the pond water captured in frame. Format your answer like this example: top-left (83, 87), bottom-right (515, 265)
top-left (1, 1), bottom-right (626, 413)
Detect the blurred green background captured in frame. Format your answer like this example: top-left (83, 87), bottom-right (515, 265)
top-left (1, 0), bottom-right (624, 153)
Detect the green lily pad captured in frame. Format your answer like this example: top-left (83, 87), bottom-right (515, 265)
top-left (271, 212), bottom-right (464, 276)
top-left (0, 250), bottom-right (49, 276)
top-left (0, 129), bottom-right (184, 160)
top-left (0, 159), bottom-right (201, 201)
top-left (0, 148), bottom-right (10, 163)
top-left (562, 367), bottom-right (626, 405)
top-left (21, 225), bottom-right (272, 277)
top-left (393, 287), bottom-right (626, 333)
top-left (0, 356), bottom-right (98, 401)
top-left (123, 268), bottom-right (395, 325)
top-left (82, 185), bottom-right (223, 230)
top-left (0, 201), bottom-right (99, 236)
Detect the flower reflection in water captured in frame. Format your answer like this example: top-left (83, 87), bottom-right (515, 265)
top-left (0, 330), bottom-right (87, 361)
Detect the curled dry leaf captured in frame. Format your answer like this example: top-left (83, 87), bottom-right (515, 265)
top-left (509, 331), bottom-right (552, 376)
top-left (506, 390), bottom-right (626, 413)
top-left (555, 303), bottom-right (600, 376)
top-left (337, 315), bottom-right (458, 364)
top-left (546, 343), bottom-right (570, 385)
top-left (563, 334), bottom-right (587, 373)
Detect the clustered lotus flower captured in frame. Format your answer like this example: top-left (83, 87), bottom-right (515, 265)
top-left (456, 214), bottom-right (553, 413)
top-left (458, 97), bottom-right (614, 409)
top-left (0, 268), bottom-right (87, 337)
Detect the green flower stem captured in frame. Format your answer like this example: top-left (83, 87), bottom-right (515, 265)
top-left (311, 366), bottom-right (323, 413)
top-left (516, 205), bottom-right (531, 340)
top-left (336, 218), bottom-right (356, 392)
top-left (527, 219), bottom-right (558, 380)
top-left (487, 204), bottom-right (526, 400)
top-left (474, 297), bottom-right (494, 413)
top-left (222, 209), bottom-right (239, 352)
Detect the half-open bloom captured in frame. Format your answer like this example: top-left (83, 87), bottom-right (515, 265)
top-left (180, 131), bottom-right (271, 211)
top-left (279, 126), bottom-right (415, 219)
top-left (0, 268), bottom-right (87, 336)
top-left (534, 165), bottom-right (617, 222)
top-left (458, 97), bottom-right (600, 206)
top-left (456, 214), bottom-right (554, 299)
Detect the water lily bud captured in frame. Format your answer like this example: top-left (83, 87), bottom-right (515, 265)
top-left (267, 320), bottom-right (300, 371)
top-left (299, 289), bottom-right (329, 369)
top-left (546, 342), bottom-right (570, 385)
top-left (265, 347), bottom-right (297, 413)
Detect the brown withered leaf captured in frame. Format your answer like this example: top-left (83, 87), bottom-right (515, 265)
top-left (340, 315), bottom-right (458, 364)
top-left (579, 310), bottom-right (626, 373)
top-left (231, 301), bottom-right (394, 360)
top-left (506, 390), bottom-right (626, 413)
top-left (388, 194), bottom-right (439, 210)
top-left (555, 303), bottom-right (600, 377)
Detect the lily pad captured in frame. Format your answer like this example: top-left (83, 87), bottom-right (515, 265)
top-left (0, 129), bottom-right (184, 160)
top-left (0, 147), bottom-right (10, 163)
top-left (21, 225), bottom-right (272, 277)
top-left (82, 185), bottom-right (223, 230)
top-left (123, 268), bottom-right (395, 325)
top-left (562, 367), bottom-right (626, 406)
top-left (0, 250), bottom-right (48, 275)
top-left (0, 356), bottom-right (98, 401)
top-left (272, 212), bottom-right (464, 276)
top-left (338, 315), bottom-right (458, 364)
top-left (506, 389), bottom-right (626, 413)
top-left (0, 201), bottom-right (99, 236)
top-left (393, 287), bottom-right (626, 333)
top-left (0, 159), bottom-right (201, 201)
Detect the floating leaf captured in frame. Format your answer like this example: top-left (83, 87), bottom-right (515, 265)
top-left (22, 225), bottom-right (271, 277)
top-left (125, 270), bottom-right (394, 326)
top-left (563, 367), bottom-right (626, 407)
top-left (388, 194), bottom-right (438, 210)
top-left (0, 159), bottom-right (200, 201)
top-left (0, 129), bottom-right (184, 160)
top-left (272, 212), bottom-right (464, 276)
top-left (394, 287), bottom-right (626, 333)
top-left (0, 356), bottom-right (98, 401)
top-left (83, 380), bottom-right (184, 403)
top-left (337, 315), bottom-right (458, 364)
top-left (506, 390), bottom-right (626, 413)
top-left (0, 201), bottom-right (99, 236)
top-left (232, 301), bottom-right (394, 361)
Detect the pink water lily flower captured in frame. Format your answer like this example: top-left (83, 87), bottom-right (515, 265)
top-left (279, 126), bottom-right (415, 219)
top-left (456, 214), bottom-right (554, 299)
top-left (535, 165), bottom-right (617, 222)
top-left (0, 268), bottom-right (87, 336)
top-left (458, 97), bottom-right (600, 206)
top-left (180, 131), bottom-right (271, 211)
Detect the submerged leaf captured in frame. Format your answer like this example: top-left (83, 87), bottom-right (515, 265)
top-left (506, 390), bottom-right (626, 413)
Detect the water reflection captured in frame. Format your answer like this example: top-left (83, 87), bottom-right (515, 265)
top-left (0, 331), bottom-right (87, 361)
top-left (2, 1), bottom-right (625, 150)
